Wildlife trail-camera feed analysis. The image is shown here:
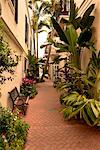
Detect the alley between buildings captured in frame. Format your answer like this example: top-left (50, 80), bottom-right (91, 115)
top-left (24, 79), bottom-right (100, 150)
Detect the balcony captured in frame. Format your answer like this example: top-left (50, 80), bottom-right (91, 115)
top-left (60, 0), bottom-right (70, 16)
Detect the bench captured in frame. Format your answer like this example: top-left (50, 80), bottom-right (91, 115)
top-left (8, 87), bottom-right (29, 115)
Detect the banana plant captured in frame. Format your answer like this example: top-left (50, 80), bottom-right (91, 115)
top-left (59, 50), bottom-right (100, 127)
top-left (50, 19), bottom-right (81, 68)
top-left (51, 2), bottom-right (95, 69)
top-left (61, 92), bottom-right (100, 126)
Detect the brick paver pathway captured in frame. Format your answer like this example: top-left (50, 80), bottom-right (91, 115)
top-left (24, 80), bottom-right (100, 150)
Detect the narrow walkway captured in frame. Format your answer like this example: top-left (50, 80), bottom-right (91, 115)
top-left (24, 80), bottom-right (100, 150)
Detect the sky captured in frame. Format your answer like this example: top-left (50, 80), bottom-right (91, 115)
top-left (75, 0), bottom-right (83, 7)
top-left (38, 31), bottom-right (48, 58)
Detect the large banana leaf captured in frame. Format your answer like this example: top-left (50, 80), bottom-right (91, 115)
top-left (65, 25), bottom-right (77, 54)
top-left (54, 43), bottom-right (69, 53)
top-left (72, 17), bottom-right (81, 29)
top-left (80, 4), bottom-right (95, 30)
top-left (82, 4), bottom-right (95, 20)
top-left (51, 17), bottom-right (69, 44)
top-left (78, 28), bottom-right (92, 47)
top-left (80, 16), bottom-right (95, 30)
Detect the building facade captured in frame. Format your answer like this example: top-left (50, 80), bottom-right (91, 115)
top-left (0, 0), bottom-right (33, 107)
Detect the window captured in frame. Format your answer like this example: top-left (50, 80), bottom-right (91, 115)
top-left (25, 15), bottom-right (29, 44)
top-left (60, 0), bottom-right (70, 15)
top-left (30, 38), bottom-right (32, 52)
top-left (10, 0), bottom-right (18, 23)
top-left (15, 0), bottom-right (18, 23)
top-left (24, 58), bottom-right (27, 72)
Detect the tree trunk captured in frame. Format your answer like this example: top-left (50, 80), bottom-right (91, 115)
top-left (36, 26), bottom-right (39, 78)
top-left (36, 28), bottom-right (38, 59)
top-left (33, 31), bottom-right (36, 56)
top-left (41, 45), bottom-right (51, 81)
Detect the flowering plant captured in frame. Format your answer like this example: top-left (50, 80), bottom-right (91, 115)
top-left (0, 105), bottom-right (29, 149)
top-left (20, 77), bottom-right (37, 98)
top-left (22, 77), bottom-right (36, 85)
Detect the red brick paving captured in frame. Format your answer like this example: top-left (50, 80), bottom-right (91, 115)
top-left (24, 79), bottom-right (100, 150)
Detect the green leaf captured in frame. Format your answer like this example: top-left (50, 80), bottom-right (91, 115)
top-left (95, 101), bottom-right (100, 113)
top-left (65, 25), bottom-right (77, 54)
top-left (83, 4), bottom-right (95, 20)
top-left (85, 104), bottom-right (96, 122)
top-left (38, 29), bottom-right (47, 33)
top-left (62, 106), bottom-right (73, 118)
top-left (54, 43), bottom-right (69, 53)
top-left (61, 83), bottom-right (72, 90)
top-left (91, 103), bottom-right (99, 118)
top-left (78, 28), bottom-right (92, 46)
top-left (80, 16), bottom-right (95, 30)
top-left (80, 4), bottom-right (95, 30)
top-left (72, 17), bottom-right (81, 29)
top-left (40, 43), bottom-right (51, 49)
top-left (82, 109), bottom-right (92, 126)
top-left (69, 0), bottom-right (76, 22)
top-left (51, 17), bottom-right (69, 44)
top-left (73, 101), bottom-right (84, 106)
top-left (38, 21), bottom-right (50, 30)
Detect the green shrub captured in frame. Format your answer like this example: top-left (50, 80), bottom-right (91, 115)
top-left (0, 106), bottom-right (29, 150)
top-left (61, 92), bottom-right (100, 127)
top-left (53, 78), bottom-right (61, 88)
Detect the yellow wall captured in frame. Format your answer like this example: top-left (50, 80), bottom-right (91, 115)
top-left (0, 0), bottom-right (32, 107)
top-left (0, 34), bottom-right (23, 107)
top-left (0, 0), bottom-right (32, 53)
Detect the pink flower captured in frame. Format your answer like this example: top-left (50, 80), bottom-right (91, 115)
top-left (22, 77), bottom-right (36, 85)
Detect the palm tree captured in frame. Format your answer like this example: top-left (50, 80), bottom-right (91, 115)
top-left (29, 0), bottom-right (61, 79)
top-left (29, 0), bottom-right (50, 59)
top-left (39, 0), bottom-right (62, 81)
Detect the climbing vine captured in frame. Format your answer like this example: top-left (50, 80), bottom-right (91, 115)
top-left (0, 22), bottom-right (18, 93)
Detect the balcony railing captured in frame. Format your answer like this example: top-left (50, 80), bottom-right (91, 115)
top-left (60, 0), bottom-right (70, 15)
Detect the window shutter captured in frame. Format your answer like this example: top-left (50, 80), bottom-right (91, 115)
top-left (25, 15), bottom-right (27, 43)
top-left (25, 15), bottom-right (29, 44)
top-left (15, 0), bottom-right (18, 23)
